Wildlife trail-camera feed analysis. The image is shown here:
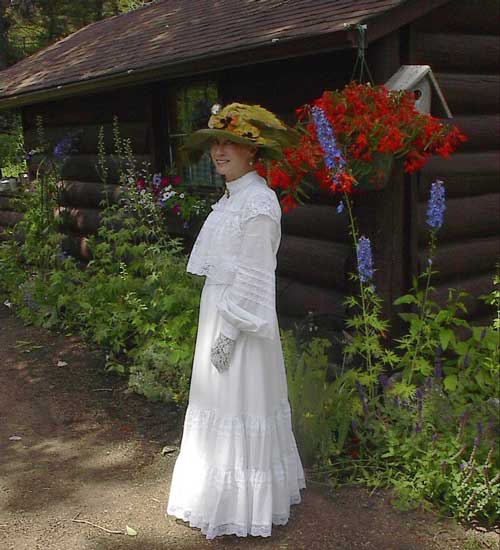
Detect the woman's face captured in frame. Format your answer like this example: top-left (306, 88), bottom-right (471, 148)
top-left (210, 138), bottom-right (257, 182)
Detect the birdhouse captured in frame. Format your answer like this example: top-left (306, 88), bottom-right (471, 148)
top-left (384, 65), bottom-right (452, 118)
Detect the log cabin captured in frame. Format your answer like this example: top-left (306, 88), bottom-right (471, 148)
top-left (0, 0), bottom-right (498, 336)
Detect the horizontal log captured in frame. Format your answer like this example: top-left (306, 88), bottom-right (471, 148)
top-left (23, 121), bottom-right (152, 156)
top-left (417, 236), bottom-right (499, 281)
top-left (61, 232), bottom-right (92, 262)
top-left (22, 85), bottom-right (153, 130)
top-left (414, 1), bottom-right (500, 34)
top-left (419, 151), bottom-right (499, 199)
top-left (0, 196), bottom-right (16, 210)
top-left (0, 210), bottom-right (23, 227)
top-left (276, 275), bottom-right (346, 320)
top-left (436, 73), bottom-right (499, 114)
top-left (29, 154), bottom-right (152, 184)
top-left (429, 271), bottom-right (495, 319)
top-left (54, 207), bottom-right (102, 235)
top-left (468, 312), bottom-right (497, 328)
top-left (450, 115), bottom-right (499, 152)
top-left (277, 234), bottom-right (351, 290)
top-left (282, 203), bottom-right (349, 242)
top-left (421, 173), bottom-right (498, 200)
top-left (415, 33), bottom-right (499, 74)
top-left (418, 193), bottom-right (500, 244)
top-left (57, 180), bottom-right (123, 208)
top-left (0, 226), bottom-right (11, 241)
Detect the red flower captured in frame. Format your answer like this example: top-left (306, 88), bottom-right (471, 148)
top-left (161, 176), bottom-right (170, 187)
top-left (171, 175), bottom-right (182, 186)
top-left (281, 194), bottom-right (298, 213)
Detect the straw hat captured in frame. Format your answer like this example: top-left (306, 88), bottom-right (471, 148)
top-left (180, 102), bottom-right (298, 162)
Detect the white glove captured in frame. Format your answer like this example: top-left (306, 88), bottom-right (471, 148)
top-left (210, 332), bottom-right (236, 373)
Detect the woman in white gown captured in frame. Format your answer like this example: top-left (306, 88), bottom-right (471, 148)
top-left (166, 103), bottom-right (306, 540)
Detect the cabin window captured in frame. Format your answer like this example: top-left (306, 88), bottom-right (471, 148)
top-left (167, 81), bottom-right (223, 189)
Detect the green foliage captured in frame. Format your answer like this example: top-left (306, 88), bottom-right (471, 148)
top-left (4, 1), bottom-right (153, 64)
top-left (0, 117), bottom-right (204, 406)
top-left (0, 111), bottom-right (26, 177)
top-left (280, 187), bottom-right (500, 527)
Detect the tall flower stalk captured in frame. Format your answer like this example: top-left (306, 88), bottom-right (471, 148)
top-left (311, 106), bottom-right (389, 390)
top-left (404, 179), bottom-right (446, 383)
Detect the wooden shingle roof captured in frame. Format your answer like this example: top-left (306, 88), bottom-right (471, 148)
top-left (0, 0), bottom-right (450, 108)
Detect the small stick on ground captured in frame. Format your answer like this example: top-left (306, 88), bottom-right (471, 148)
top-left (71, 511), bottom-right (123, 535)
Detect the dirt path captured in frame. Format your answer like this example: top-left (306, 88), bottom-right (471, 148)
top-left (0, 305), bottom-right (497, 550)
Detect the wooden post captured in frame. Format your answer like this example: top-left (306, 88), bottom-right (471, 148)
top-left (350, 29), bottom-right (409, 340)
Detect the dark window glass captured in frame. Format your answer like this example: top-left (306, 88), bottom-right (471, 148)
top-left (167, 82), bottom-right (223, 189)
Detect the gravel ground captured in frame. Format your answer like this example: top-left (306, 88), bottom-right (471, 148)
top-left (0, 304), bottom-right (498, 550)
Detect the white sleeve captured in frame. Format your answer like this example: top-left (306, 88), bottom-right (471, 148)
top-left (216, 204), bottom-right (280, 341)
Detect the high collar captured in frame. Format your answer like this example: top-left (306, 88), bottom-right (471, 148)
top-left (225, 170), bottom-right (258, 197)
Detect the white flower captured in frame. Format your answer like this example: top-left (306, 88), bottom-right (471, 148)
top-left (180, 193), bottom-right (185, 199)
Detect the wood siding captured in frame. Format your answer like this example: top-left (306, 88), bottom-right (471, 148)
top-left (15, 84), bottom-right (155, 261)
top-left (412, 0), bottom-right (500, 324)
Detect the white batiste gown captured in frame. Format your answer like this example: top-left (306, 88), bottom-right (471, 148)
top-left (166, 170), bottom-right (306, 539)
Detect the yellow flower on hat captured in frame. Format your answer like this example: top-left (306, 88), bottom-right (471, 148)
top-left (181, 102), bottom-right (299, 163)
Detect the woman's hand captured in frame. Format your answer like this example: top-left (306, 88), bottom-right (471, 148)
top-left (210, 333), bottom-right (236, 373)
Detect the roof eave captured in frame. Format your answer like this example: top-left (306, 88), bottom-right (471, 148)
top-left (0, 29), bottom-right (354, 111)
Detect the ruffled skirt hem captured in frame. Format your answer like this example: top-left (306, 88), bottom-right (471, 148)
top-left (166, 479), bottom-right (306, 539)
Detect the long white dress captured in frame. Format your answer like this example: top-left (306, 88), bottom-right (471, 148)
top-left (165, 170), bottom-right (306, 539)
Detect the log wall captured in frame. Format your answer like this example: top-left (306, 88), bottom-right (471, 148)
top-left (412, 0), bottom-right (500, 324)
top-left (0, 84), bottom-right (156, 257)
top-left (220, 50), bottom-right (357, 330)
top-left (4, 1), bottom-right (498, 332)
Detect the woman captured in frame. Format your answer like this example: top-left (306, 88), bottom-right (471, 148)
top-left (166, 103), bottom-right (306, 539)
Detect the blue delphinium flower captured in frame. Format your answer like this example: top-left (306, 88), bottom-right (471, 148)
top-left (426, 179), bottom-right (446, 230)
top-left (336, 200), bottom-right (344, 214)
top-left (356, 236), bottom-right (374, 283)
top-left (355, 381), bottom-right (369, 416)
top-left (311, 106), bottom-right (346, 172)
top-left (53, 135), bottom-right (72, 159)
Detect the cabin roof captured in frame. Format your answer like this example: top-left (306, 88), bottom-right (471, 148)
top-left (0, 0), bottom-right (450, 109)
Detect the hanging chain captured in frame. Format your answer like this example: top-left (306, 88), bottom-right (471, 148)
top-left (346, 23), bottom-right (374, 84)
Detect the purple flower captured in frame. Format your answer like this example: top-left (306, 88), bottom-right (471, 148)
top-left (460, 409), bottom-right (471, 428)
top-left (311, 106), bottom-right (346, 177)
top-left (459, 462), bottom-right (467, 471)
top-left (414, 422), bottom-right (421, 433)
top-left (53, 135), bottom-right (72, 159)
top-left (152, 173), bottom-right (162, 187)
top-left (425, 376), bottom-right (433, 390)
top-left (426, 179), bottom-right (446, 230)
top-left (434, 350), bottom-right (443, 378)
top-left (432, 432), bottom-right (438, 443)
top-left (393, 396), bottom-right (399, 408)
top-left (356, 236), bottom-right (374, 283)
top-left (355, 381), bottom-right (369, 416)
top-left (336, 200), bottom-right (344, 214)
top-left (416, 387), bottom-right (424, 416)
top-left (379, 373), bottom-right (389, 389)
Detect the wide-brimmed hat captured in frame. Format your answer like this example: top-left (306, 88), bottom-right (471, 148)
top-left (180, 102), bottom-right (298, 162)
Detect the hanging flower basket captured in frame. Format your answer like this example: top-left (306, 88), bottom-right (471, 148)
top-left (256, 82), bottom-right (467, 208)
top-left (351, 152), bottom-right (393, 192)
